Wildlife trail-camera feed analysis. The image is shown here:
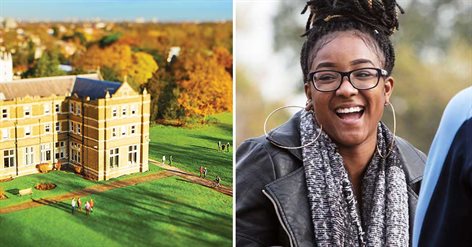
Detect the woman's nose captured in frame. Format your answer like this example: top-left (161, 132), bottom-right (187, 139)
top-left (336, 76), bottom-right (358, 97)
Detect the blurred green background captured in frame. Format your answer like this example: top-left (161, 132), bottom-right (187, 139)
top-left (236, 0), bottom-right (471, 153)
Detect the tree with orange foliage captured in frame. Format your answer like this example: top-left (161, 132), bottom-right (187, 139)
top-left (176, 51), bottom-right (232, 120)
top-left (72, 43), bottom-right (157, 85)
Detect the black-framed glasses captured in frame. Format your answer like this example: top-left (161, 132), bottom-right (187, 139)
top-left (308, 67), bottom-right (388, 92)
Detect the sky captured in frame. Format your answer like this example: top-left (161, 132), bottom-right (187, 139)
top-left (0, 0), bottom-right (232, 22)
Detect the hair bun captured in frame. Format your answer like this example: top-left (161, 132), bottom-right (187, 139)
top-left (302, 0), bottom-right (404, 36)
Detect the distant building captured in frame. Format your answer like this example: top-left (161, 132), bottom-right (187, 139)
top-left (167, 47), bottom-right (181, 63)
top-left (0, 65), bottom-right (150, 180)
top-left (0, 52), bottom-right (13, 82)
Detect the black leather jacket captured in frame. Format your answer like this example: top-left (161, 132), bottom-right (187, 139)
top-left (236, 112), bottom-right (426, 247)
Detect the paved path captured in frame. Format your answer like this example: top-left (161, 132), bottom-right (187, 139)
top-left (0, 160), bottom-right (232, 214)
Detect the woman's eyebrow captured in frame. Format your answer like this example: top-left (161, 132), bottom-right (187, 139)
top-left (350, 59), bottom-right (375, 66)
top-left (315, 62), bottom-right (337, 70)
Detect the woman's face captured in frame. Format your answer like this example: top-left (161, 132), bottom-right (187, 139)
top-left (305, 32), bottom-right (394, 148)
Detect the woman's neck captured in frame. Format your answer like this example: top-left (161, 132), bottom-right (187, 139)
top-left (338, 137), bottom-right (377, 199)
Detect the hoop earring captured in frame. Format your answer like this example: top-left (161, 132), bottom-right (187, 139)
top-left (377, 101), bottom-right (396, 159)
top-left (264, 105), bottom-right (322, 150)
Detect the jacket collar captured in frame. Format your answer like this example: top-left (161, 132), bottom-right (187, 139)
top-left (266, 110), bottom-right (304, 161)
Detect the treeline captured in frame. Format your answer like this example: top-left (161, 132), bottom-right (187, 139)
top-left (4, 21), bottom-right (232, 124)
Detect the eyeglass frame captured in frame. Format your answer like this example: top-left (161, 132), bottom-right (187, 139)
top-left (307, 67), bottom-right (388, 92)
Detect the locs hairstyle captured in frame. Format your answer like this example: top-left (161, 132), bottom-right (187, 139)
top-left (300, 0), bottom-right (404, 83)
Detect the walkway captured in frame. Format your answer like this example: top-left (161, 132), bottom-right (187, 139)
top-left (0, 160), bottom-right (232, 214)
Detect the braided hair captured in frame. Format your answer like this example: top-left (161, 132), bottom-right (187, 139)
top-left (300, 0), bottom-right (404, 83)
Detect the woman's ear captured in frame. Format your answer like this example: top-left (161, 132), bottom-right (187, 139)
top-left (384, 76), bottom-right (394, 104)
top-left (304, 83), bottom-right (312, 99)
top-left (304, 83), bottom-right (314, 111)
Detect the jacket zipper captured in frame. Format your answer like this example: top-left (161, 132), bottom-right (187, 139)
top-left (262, 189), bottom-right (295, 247)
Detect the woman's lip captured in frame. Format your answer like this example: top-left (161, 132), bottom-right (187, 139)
top-left (335, 110), bottom-right (364, 125)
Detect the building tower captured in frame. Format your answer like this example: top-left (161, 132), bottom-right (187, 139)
top-left (0, 52), bottom-right (13, 82)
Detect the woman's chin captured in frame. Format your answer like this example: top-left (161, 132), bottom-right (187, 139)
top-left (331, 131), bottom-right (369, 148)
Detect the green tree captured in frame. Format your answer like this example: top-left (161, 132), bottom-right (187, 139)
top-left (24, 51), bottom-right (65, 78)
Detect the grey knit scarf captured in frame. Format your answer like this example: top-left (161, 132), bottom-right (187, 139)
top-left (300, 110), bottom-right (409, 247)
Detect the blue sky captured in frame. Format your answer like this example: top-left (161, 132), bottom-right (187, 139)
top-left (1, 0), bottom-right (232, 22)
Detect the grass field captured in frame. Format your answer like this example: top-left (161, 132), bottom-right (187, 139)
top-left (149, 112), bottom-right (233, 186)
top-left (0, 176), bottom-right (232, 247)
top-left (0, 164), bottom-right (163, 208)
top-left (0, 112), bottom-right (233, 246)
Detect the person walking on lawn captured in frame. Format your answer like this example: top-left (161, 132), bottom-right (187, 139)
top-left (85, 201), bottom-right (91, 216)
top-left (77, 197), bottom-right (82, 212)
top-left (203, 167), bottom-right (208, 178)
top-left (90, 198), bottom-right (94, 212)
top-left (199, 166), bottom-right (204, 177)
top-left (169, 155), bottom-right (173, 165)
top-left (71, 197), bottom-right (76, 214)
top-left (215, 176), bottom-right (221, 187)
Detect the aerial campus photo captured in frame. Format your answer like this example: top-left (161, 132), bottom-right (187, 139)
top-left (0, 0), bottom-right (233, 246)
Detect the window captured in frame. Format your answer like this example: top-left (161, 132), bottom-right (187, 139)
top-left (131, 105), bottom-right (137, 115)
top-left (130, 125), bottom-right (136, 134)
top-left (70, 122), bottom-right (75, 133)
top-left (121, 126), bottom-right (127, 136)
top-left (112, 107), bottom-right (118, 118)
top-left (45, 123), bottom-right (51, 133)
top-left (44, 104), bottom-right (50, 114)
top-left (40, 144), bottom-right (51, 162)
top-left (77, 124), bottom-right (81, 134)
top-left (55, 141), bottom-right (66, 159)
top-left (112, 127), bottom-right (117, 138)
top-left (24, 106), bottom-right (31, 117)
top-left (128, 145), bottom-right (138, 165)
top-left (122, 106), bottom-right (127, 116)
top-left (3, 149), bottom-right (15, 168)
top-left (25, 147), bottom-right (34, 165)
top-left (70, 102), bottom-right (75, 114)
top-left (70, 142), bottom-right (81, 163)
top-left (2, 129), bottom-right (8, 140)
top-left (55, 103), bottom-right (60, 113)
top-left (25, 126), bottom-right (31, 136)
top-left (55, 122), bottom-right (60, 131)
top-left (77, 104), bottom-right (81, 115)
top-left (109, 148), bottom-right (119, 168)
top-left (1, 108), bottom-right (8, 119)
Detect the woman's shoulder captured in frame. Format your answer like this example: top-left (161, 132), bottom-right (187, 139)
top-left (236, 135), bottom-right (304, 192)
top-left (395, 136), bottom-right (426, 191)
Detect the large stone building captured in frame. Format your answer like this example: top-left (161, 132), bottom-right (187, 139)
top-left (0, 63), bottom-right (150, 180)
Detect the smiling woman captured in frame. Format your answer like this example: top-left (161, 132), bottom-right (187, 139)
top-left (236, 1), bottom-right (426, 246)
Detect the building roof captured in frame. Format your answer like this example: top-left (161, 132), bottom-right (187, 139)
top-left (72, 77), bottom-right (121, 100)
top-left (0, 74), bottom-right (123, 101)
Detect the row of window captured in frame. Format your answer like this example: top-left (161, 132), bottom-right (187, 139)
top-left (112, 105), bottom-right (138, 118)
top-left (109, 145), bottom-right (139, 168)
top-left (111, 125), bottom-right (137, 138)
top-left (1, 122), bottom-right (64, 140)
top-left (1, 103), bottom-right (140, 120)
top-left (3, 142), bottom-right (66, 168)
top-left (2, 123), bottom-right (139, 140)
top-left (2, 143), bottom-right (138, 168)
top-left (1, 103), bottom-right (63, 119)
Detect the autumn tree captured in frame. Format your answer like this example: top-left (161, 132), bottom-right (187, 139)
top-left (72, 43), bottom-right (157, 85)
top-left (176, 51), bottom-right (232, 120)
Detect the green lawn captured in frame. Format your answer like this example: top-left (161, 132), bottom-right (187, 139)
top-left (149, 112), bottom-right (233, 186)
top-left (0, 165), bottom-right (163, 208)
top-left (0, 176), bottom-right (232, 247)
